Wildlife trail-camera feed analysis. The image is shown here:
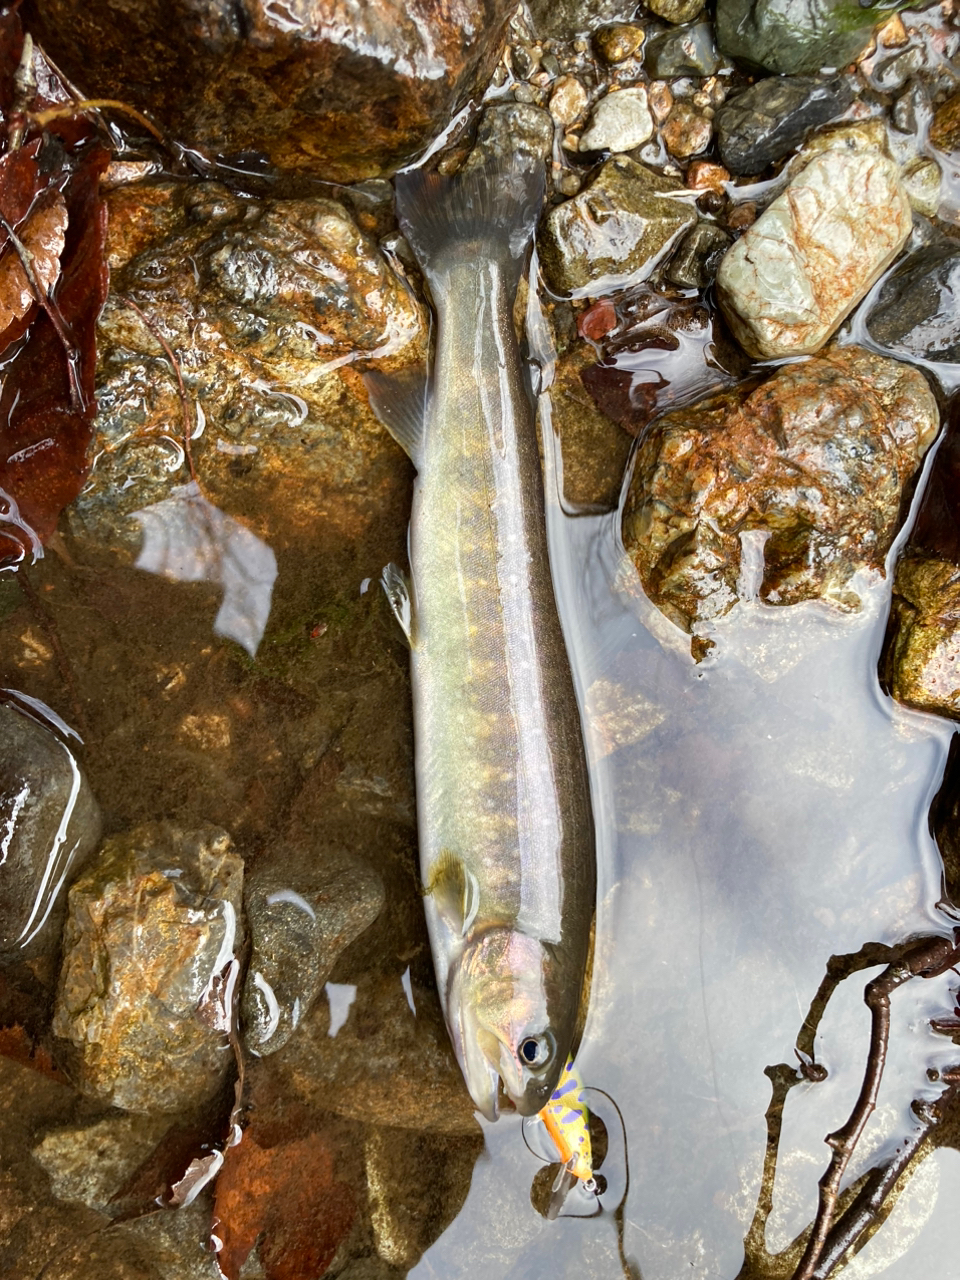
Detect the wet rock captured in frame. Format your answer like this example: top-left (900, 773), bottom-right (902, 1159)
top-left (716, 0), bottom-right (908, 75)
top-left (716, 145), bottom-right (912, 358)
top-left (526, 0), bottom-right (641, 40)
top-left (665, 222), bottom-right (732, 289)
top-left (241, 845), bottom-right (385, 1056)
top-left (466, 102), bottom-right (553, 168)
top-left (593, 24), bottom-right (645, 63)
top-left (902, 157), bottom-right (942, 218)
top-left (883, 401), bottom-right (960, 720)
top-left (26, 0), bottom-right (517, 183)
top-left (646, 0), bottom-right (706, 23)
top-left (580, 87), bottom-right (654, 153)
top-left (52, 823), bottom-right (244, 1114)
top-left (122, 1197), bottom-right (222, 1280)
top-left (32, 1113), bottom-right (172, 1213)
top-left (865, 241), bottom-right (960, 364)
top-left (263, 970), bottom-right (481, 1135)
top-left (68, 179), bottom-right (424, 560)
top-left (929, 88), bottom-right (960, 153)
top-left (538, 155), bottom-right (697, 297)
top-left (549, 75), bottom-right (589, 127)
top-left (644, 23), bottom-right (721, 79)
top-left (549, 339), bottom-right (635, 510)
top-left (364, 1127), bottom-right (483, 1269)
top-left (715, 76), bottom-right (855, 175)
top-left (621, 346), bottom-right (938, 645)
top-left (0, 697), bottom-right (101, 956)
top-left (871, 44), bottom-right (924, 93)
top-left (661, 102), bottom-right (713, 159)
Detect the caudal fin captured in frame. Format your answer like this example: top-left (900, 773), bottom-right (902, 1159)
top-left (395, 153), bottom-right (544, 281)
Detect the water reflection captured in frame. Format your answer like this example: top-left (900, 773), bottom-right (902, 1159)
top-left (132, 481), bottom-right (277, 658)
top-left (413, 440), bottom-right (957, 1276)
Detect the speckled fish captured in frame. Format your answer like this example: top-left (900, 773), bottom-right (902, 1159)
top-left (367, 153), bottom-right (595, 1119)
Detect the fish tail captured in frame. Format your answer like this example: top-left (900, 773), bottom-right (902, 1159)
top-left (395, 153), bottom-right (544, 284)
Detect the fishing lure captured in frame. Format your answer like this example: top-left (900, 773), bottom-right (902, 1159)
top-left (537, 1056), bottom-right (597, 1190)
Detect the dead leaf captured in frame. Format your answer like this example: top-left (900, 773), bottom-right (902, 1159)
top-left (0, 190), bottom-right (67, 332)
top-left (213, 1126), bottom-right (355, 1280)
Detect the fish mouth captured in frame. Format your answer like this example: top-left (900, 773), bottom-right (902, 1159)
top-left (456, 1004), bottom-right (501, 1121)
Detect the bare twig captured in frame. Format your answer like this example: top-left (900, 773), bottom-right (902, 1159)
top-left (793, 932), bottom-right (960, 1280)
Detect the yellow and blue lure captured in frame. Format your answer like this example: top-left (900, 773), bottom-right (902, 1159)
top-left (537, 1056), bottom-right (597, 1192)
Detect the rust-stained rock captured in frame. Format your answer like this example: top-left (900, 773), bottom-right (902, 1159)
top-left (883, 399), bottom-right (960, 720)
top-left (716, 143), bottom-right (912, 358)
top-left (25, 0), bottom-right (516, 183)
top-left (930, 89), bottom-right (960, 155)
top-left (69, 179), bottom-right (424, 560)
top-left (53, 822), bottom-right (244, 1114)
top-left (622, 346), bottom-right (938, 649)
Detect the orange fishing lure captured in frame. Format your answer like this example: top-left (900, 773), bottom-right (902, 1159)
top-left (539, 1056), bottom-right (595, 1185)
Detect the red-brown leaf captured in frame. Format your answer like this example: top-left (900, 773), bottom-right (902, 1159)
top-left (213, 1126), bottom-right (356, 1280)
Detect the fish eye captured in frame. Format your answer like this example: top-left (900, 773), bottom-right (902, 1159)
top-left (518, 1032), bottom-right (554, 1068)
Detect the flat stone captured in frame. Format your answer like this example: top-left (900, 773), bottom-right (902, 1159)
top-left (53, 822), bottom-right (244, 1113)
top-left (716, 147), bottom-right (912, 359)
top-left (716, 0), bottom-right (908, 75)
top-left (26, 0), bottom-right (518, 183)
top-left (580, 87), bottom-right (654, 152)
top-left (644, 23), bottom-right (720, 79)
top-left (241, 843), bottom-right (385, 1056)
top-left (621, 346), bottom-right (938, 646)
top-left (538, 155), bottom-right (697, 297)
top-left (865, 241), bottom-right (960, 363)
top-left (0, 698), bottom-right (101, 956)
top-left (715, 75), bottom-right (855, 175)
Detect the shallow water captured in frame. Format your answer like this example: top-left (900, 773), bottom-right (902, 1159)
top-left (407, 339), bottom-right (960, 1276)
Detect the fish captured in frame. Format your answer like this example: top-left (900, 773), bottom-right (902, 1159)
top-left (366, 151), bottom-right (595, 1120)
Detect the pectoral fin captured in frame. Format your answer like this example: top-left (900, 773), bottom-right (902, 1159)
top-left (363, 365), bottom-right (428, 467)
top-left (381, 562), bottom-right (415, 646)
top-left (425, 850), bottom-right (480, 937)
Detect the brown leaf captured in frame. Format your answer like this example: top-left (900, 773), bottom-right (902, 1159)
top-left (0, 190), bottom-right (68, 335)
top-left (213, 1125), bottom-right (355, 1280)
top-left (0, 1023), bottom-right (68, 1082)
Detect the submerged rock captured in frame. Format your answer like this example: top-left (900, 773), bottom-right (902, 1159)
top-left (32, 1113), bottom-right (172, 1214)
top-left (241, 843), bottom-right (385, 1056)
top-left (865, 241), bottom-right (960, 364)
top-left (622, 346), bottom-right (938, 647)
top-left (526, 0), bottom-right (641, 39)
top-left (716, 143), bottom-right (911, 358)
top-left (715, 76), bottom-right (855, 175)
top-left (27, 0), bottom-right (517, 183)
top-left (930, 88), bottom-right (960, 154)
top-left (883, 401), bottom-right (960, 720)
top-left (665, 222), bottom-right (732, 289)
top-left (538, 155), bottom-right (697, 297)
top-left (716, 0), bottom-right (907, 74)
top-left (53, 823), bottom-right (244, 1113)
top-left (645, 0), bottom-right (706, 24)
top-left (0, 697), bottom-right (101, 956)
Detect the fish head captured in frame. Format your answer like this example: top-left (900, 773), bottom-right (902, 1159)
top-left (447, 927), bottom-right (567, 1120)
